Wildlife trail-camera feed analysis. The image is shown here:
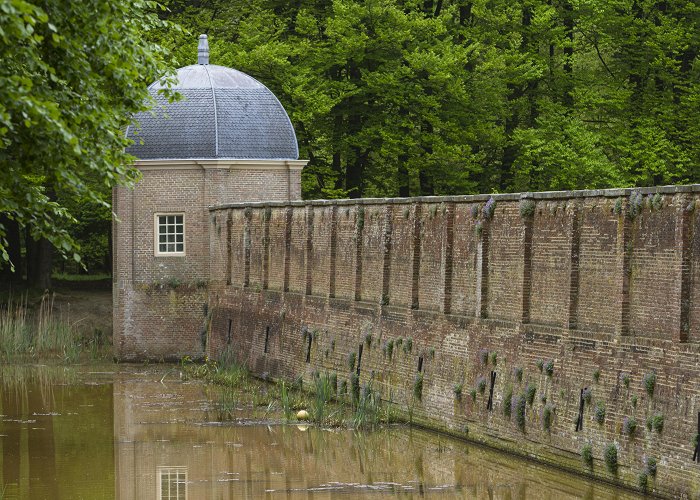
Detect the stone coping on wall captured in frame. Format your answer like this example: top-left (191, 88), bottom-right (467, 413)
top-left (210, 183), bottom-right (700, 210)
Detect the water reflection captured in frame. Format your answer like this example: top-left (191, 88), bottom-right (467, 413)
top-left (0, 365), bottom-right (642, 499)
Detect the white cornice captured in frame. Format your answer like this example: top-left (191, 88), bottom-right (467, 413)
top-left (134, 159), bottom-right (308, 171)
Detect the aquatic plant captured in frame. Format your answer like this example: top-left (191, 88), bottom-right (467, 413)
top-left (476, 376), bottom-right (487, 395)
top-left (643, 371), bottom-right (656, 398)
top-left (525, 383), bottom-right (537, 406)
top-left (503, 387), bottom-right (513, 418)
top-left (513, 367), bottom-right (523, 383)
top-left (312, 373), bottom-right (334, 424)
top-left (350, 373), bottom-right (360, 404)
top-left (542, 404), bottom-right (554, 431)
top-left (280, 381), bottom-right (292, 420)
top-left (593, 369), bottom-right (601, 383)
top-left (581, 443), bottom-right (593, 468)
top-left (413, 372), bottom-right (424, 401)
top-left (353, 382), bottom-right (381, 429)
top-left (453, 383), bottom-right (463, 401)
top-left (594, 401), bottom-right (606, 425)
top-left (622, 416), bottom-right (637, 436)
top-left (604, 443), bottom-right (618, 475)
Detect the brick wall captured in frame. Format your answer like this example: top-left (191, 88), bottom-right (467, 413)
top-left (208, 186), bottom-right (700, 498)
top-left (113, 162), bottom-right (304, 360)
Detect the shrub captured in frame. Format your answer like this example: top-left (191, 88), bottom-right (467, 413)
top-left (594, 401), bottom-right (606, 425)
top-left (604, 443), bottom-right (618, 475)
top-left (622, 416), bottom-right (637, 436)
top-left (453, 383), bottom-right (463, 401)
top-left (581, 443), bottom-right (593, 468)
top-left (503, 386), bottom-right (513, 418)
top-left (476, 376), bottom-right (487, 394)
top-left (643, 371), bottom-right (656, 398)
top-left (513, 367), bottom-right (523, 383)
top-left (544, 360), bottom-right (554, 377)
top-left (542, 404), bottom-right (554, 431)
top-left (525, 383), bottom-right (537, 406)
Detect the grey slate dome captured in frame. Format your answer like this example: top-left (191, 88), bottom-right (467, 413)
top-left (126, 35), bottom-right (299, 160)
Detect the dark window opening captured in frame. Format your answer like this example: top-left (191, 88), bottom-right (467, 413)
top-left (263, 326), bottom-right (270, 354)
top-left (226, 319), bottom-right (232, 345)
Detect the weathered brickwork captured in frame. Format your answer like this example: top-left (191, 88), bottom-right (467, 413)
top-left (113, 161), bottom-right (305, 360)
top-left (208, 186), bottom-right (700, 498)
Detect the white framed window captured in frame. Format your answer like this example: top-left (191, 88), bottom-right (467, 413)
top-left (157, 466), bottom-right (187, 500)
top-left (155, 213), bottom-right (185, 256)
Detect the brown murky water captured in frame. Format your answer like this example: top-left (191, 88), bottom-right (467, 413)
top-left (0, 364), bottom-right (640, 499)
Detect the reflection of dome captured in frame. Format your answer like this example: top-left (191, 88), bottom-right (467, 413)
top-left (126, 35), bottom-right (298, 160)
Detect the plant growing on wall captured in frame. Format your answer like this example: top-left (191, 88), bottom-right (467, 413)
top-left (536, 359), bottom-right (544, 373)
top-left (479, 349), bottom-right (489, 365)
top-left (453, 383), bottom-right (463, 401)
top-left (542, 404), bottom-right (554, 431)
top-left (503, 386), bottom-right (513, 418)
top-left (471, 204), bottom-right (480, 219)
top-left (490, 352), bottom-right (498, 366)
top-left (643, 371), bottom-right (656, 398)
top-left (613, 197), bottom-right (623, 215)
top-left (413, 372), bottom-right (424, 401)
top-left (628, 191), bottom-right (644, 219)
top-left (428, 347), bottom-right (435, 359)
top-left (638, 471), bottom-right (648, 492)
top-left (477, 376), bottom-right (487, 394)
top-left (593, 369), bottom-right (601, 383)
top-left (469, 388), bottom-right (477, 402)
top-left (623, 416), bottom-right (637, 436)
top-left (383, 340), bottom-right (394, 360)
top-left (475, 221), bottom-right (483, 237)
top-left (583, 387), bottom-right (592, 405)
top-left (581, 443), bottom-right (593, 468)
top-left (514, 395), bottom-right (527, 431)
top-left (347, 351), bottom-right (357, 372)
top-left (483, 197), bottom-right (496, 219)
top-left (595, 401), bottom-right (606, 425)
top-left (513, 367), bottom-right (523, 383)
top-left (631, 395), bottom-right (638, 408)
top-left (621, 373), bottom-right (630, 389)
top-left (519, 199), bottom-right (536, 217)
top-left (544, 360), bottom-right (554, 377)
top-left (403, 337), bottom-right (413, 354)
top-left (364, 333), bottom-right (372, 348)
top-left (350, 373), bottom-right (360, 403)
top-left (644, 456), bottom-right (657, 478)
top-left (604, 443), bottom-right (618, 475)
top-left (646, 413), bottom-right (664, 433)
top-left (526, 383), bottom-right (537, 406)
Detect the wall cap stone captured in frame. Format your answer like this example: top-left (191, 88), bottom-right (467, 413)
top-left (210, 183), bottom-right (700, 211)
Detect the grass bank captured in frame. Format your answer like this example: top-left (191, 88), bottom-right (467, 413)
top-left (0, 292), bottom-right (109, 361)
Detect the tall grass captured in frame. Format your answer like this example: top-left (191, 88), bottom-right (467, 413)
top-left (0, 293), bottom-right (83, 360)
top-left (353, 382), bottom-right (382, 429)
top-left (312, 373), bottom-right (334, 425)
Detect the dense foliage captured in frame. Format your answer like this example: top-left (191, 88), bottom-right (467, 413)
top-left (159, 0), bottom-right (700, 199)
top-left (0, 0), bottom-right (177, 278)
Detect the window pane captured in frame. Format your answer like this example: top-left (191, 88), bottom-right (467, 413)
top-left (159, 235), bottom-right (167, 243)
top-left (167, 235), bottom-right (175, 243)
top-left (159, 243), bottom-right (167, 252)
top-left (176, 243), bottom-right (184, 252)
top-left (158, 216), bottom-right (167, 225)
top-left (176, 235), bottom-right (183, 243)
top-left (167, 215), bottom-right (174, 224)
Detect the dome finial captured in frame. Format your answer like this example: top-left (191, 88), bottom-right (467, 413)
top-left (198, 34), bottom-right (209, 65)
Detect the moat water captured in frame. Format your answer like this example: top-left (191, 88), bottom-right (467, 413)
top-left (0, 364), bottom-right (640, 499)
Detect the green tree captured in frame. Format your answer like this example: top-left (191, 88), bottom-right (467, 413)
top-left (0, 0), bottom-right (177, 284)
